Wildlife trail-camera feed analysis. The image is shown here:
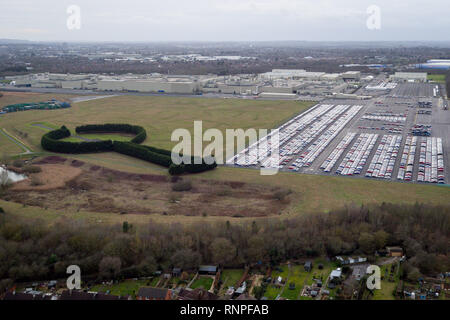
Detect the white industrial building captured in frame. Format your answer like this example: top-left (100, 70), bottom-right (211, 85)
top-left (390, 72), bottom-right (427, 82)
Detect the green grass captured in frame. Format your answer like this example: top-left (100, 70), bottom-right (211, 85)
top-left (0, 130), bottom-right (23, 155)
top-left (427, 74), bottom-right (446, 83)
top-left (220, 269), bottom-right (244, 289)
top-left (280, 259), bottom-right (335, 300)
top-left (372, 263), bottom-right (400, 300)
top-left (280, 265), bottom-right (308, 300)
top-left (263, 285), bottom-right (283, 300)
top-left (90, 279), bottom-right (150, 298)
top-left (191, 277), bottom-right (213, 290)
top-left (60, 133), bottom-right (134, 142)
top-left (29, 122), bottom-right (59, 130)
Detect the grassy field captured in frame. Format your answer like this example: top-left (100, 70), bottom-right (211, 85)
top-left (427, 74), bottom-right (446, 83)
top-left (372, 263), bottom-right (400, 300)
top-left (280, 259), bottom-right (335, 300)
top-left (0, 93), bottom-right (314, 158)
top-left (61, 133), bottom-right (134, 142)
top-left (1, 92), bottom-right (450, 224)
top-left (91, 279), bottom-right (151, 298)
top-left (220, 269), bottom-right (244, 290)
top-left (191, 277), bottom-right (213, 290)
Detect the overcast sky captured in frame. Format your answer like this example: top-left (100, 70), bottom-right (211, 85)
top-left (1, 0), bottom-right (449, 42)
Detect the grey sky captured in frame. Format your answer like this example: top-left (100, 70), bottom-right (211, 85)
top-left (0, 0), bottom-right (449, 42)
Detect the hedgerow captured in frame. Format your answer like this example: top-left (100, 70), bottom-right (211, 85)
top-left (41, 125), bottom-right (216, 175)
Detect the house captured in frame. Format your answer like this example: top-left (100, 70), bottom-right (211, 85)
top-left (335, 256), bottom-right (367, 265)
top-left (198, 265), bottom-right (218, 275)
top-left (386, 246), bottom-right (403, 257)
top-left (330, 268), bottom-right (342, 281)
top-left (304, 261), bottom-right (313, 272)
top-left (3, 292), bottom-right (45, 300)
top-left (172, 268), bottom-right (182, 277)
top-left (235, 281), bottom-right (247, 295)
top-left (177, 288), bottom-right (218, 300)
top-left (136, 287), bottom-right (172, 300)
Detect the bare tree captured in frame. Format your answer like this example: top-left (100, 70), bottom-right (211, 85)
top-left (0, 169), bottom-right (10, 188)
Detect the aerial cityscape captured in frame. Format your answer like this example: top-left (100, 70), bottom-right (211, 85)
top-left (0, 0), bottom-right (449, 316)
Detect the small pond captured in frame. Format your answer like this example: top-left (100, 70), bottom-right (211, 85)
top-left (0, 167), bottom-right (27, 183)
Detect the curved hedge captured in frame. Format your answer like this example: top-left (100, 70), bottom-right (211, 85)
top-left (41, 124), bottom-right (216, 175)
top-left (75, 123), bottom-right (147, 144)
top-left (41, 126), bottom-right (113, 154)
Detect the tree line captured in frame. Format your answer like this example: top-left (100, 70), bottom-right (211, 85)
top-left (0, 202), bottom-right (448, 292)
top-left (41, 125), bottom-right (216, 175)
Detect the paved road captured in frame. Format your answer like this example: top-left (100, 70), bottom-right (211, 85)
top-left (31, 123), bottom-right (53, 131)
top-left (0, 85), bottom-right (322, 102)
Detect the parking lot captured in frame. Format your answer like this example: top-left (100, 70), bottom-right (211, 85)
top-left (227, 82), bottom-right (449, 185)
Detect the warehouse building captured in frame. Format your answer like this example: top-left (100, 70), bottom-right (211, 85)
top-left (390, 72), bottom-right (427, 82)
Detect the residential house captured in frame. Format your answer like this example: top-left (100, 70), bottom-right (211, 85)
top-left (386, 246), bottom-right (404, 257)
top-left (304, 261), bottom-right (313, 272)
top-left (172, 268), bottom-right (182, 277)
top-left (198, 265), bottom-right (218, 275)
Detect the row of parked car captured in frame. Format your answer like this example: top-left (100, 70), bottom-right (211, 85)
top-left (336, 133), bottom-right (379, 176)
top-left (228, 104), bottom-right (336, 167)
top-left (282, 104), bottom-right (352, 157)
top-left (291, 106), bottom-right (363, 170)
top-left (320, 132), bottom-right (357, 173)
top-left (397, 136), bottom-right (418, 181)
top-left (365, 134), bottom-right (403, 179)
top-left (361, 114), bottom-right (407, 123)
top-left (418, 137), bottom-right (445, 184)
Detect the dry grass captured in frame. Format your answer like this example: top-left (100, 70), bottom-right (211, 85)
top-left (3, 158), bottom-right (292, 218)
top-left (11, 164), bottom-right (82, 191)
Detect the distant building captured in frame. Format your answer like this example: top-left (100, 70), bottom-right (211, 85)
top-left (198, 265), bottom-right (218, 275)
top-left (330, 268), bottom-right (342, 281)
top-left (390, 72), bottom-right (427, 82)
top-left (386, 246), bottom-right (404, 257)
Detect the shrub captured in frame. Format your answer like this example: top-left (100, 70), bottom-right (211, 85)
top-left (273, 188), bottom-right (292, 201)
top-left (22, 166), bottom-right (42, 174)
top-left (12, 159), bottom-right (25, 168)
top-left (172, 180), bottom-right (192, 192)
top-left (40, 124), bottom-right (217, 175)
top-left (30, 176), bottom-right (43, 186)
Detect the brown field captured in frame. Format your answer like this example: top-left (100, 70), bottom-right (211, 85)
top-left (11, 164), bottom-right (82, 191)
top-left (2, 157), bottom-right (292, 218)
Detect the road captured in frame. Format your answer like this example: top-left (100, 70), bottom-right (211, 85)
top-left (0, 128), bottom-right (33, 154)
top-left (0, 85), bottom-right (321, 102)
